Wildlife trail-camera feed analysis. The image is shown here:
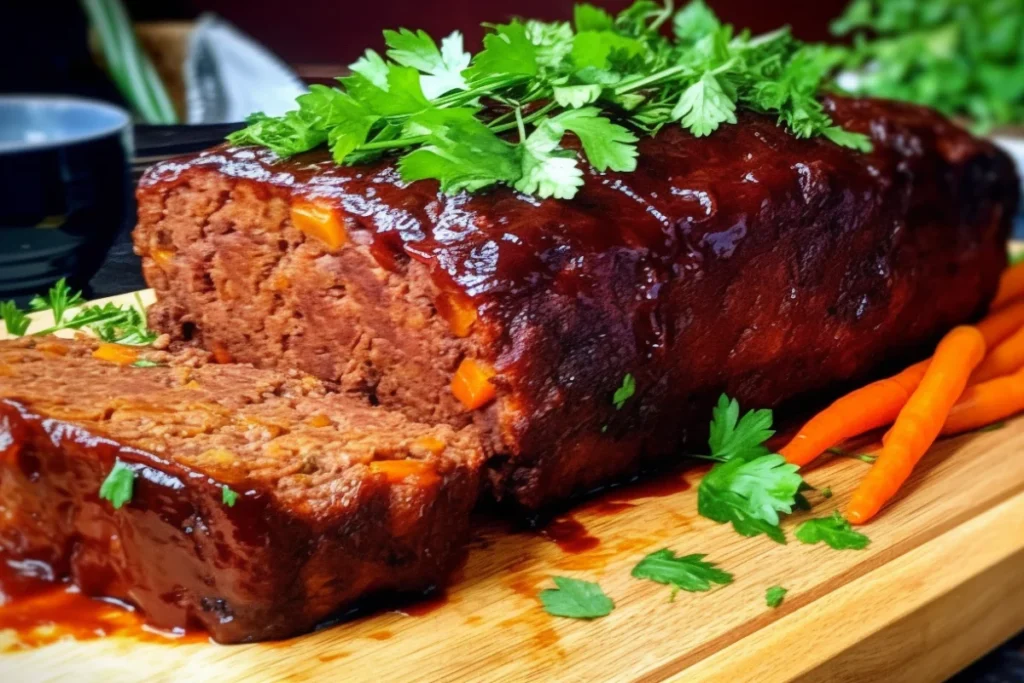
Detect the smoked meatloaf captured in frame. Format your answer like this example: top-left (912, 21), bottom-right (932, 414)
top-left (0, 337), bottom-right (481, 643)
top-left (135, 95), bottom-right (1020, 510)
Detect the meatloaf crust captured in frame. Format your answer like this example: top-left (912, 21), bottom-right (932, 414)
top-left (135, 96), bottom-right (1020, 509)
top-left (0, 338), bottom-right (481, 642)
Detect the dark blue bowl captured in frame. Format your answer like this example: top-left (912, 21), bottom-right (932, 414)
top-left (0, 96), bottom-right (132, 300)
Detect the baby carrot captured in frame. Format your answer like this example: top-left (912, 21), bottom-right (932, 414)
top-left (991, 261), bottom-right (1024, 310)
top-left (971, 325), bottom-right (1024, 384)
top-left (942, 366), bottom-right (1024, 436)
top-left (975, 300), bottom-right (1024, 347)
top-left (780, 302), bottom-right (1024, 468)
top-left (847, 326), bottom-right (986, 524)
top-left (779, 362), bottom-right (927, 467)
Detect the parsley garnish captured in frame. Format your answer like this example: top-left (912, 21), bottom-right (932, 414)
top-left (795, 511), bottom-right (870, 550)
top-left (765, 585), bottom-right (787, 608)
top-left (131, 359), bottom-right (164, 368)
top-left (28, 278), bottom-right (84, 325)
top-left (222, 485), bottom-right (239, 507)
top-left (696, 395), bottom-right (804, 544)
top-left (631, 549), bottom-right (733, 594)
top-left (0, 301), bottom-right (31, 336)
top-left (99, 460), bottom-right (136, 509)
top-left (1, 283), bottom-right (156, 346)
top-left (613, 373), bottom-right (636, 410)
top-left (827, 447), bottom-right (876, 464)
top-left (227, 1), bottom-right (870, 200)
top-left (539, 576), bottom-right (614, 619)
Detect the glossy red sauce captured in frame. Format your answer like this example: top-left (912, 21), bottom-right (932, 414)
top-left (0, 555), bottom-right (201, 649)
top-left (540, 517), bottom-right (601, 554)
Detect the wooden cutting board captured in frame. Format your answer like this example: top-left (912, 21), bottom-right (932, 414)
top-left (2, 288), bottom-right (1024, 683)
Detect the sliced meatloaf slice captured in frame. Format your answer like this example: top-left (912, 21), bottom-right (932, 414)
top-left (0, 337), bottom-right (482, 643)
top-left (135, 96), bottom-right (1019, 510)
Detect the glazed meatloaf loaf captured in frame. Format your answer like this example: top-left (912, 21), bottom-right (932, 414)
top-left (0, 337), bottom-right (481, 643)
top-left (135, 95), bottom-right (1020, 510)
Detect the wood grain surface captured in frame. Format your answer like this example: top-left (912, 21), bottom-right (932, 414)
top-left (2, 288), bottom-right (1024, 683)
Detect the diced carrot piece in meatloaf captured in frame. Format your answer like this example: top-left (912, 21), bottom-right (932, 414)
top-left (0, 337), bottom-right (481, 643)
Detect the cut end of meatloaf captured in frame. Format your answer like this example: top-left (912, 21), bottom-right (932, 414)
top-left (135, 166), bottom-right (480, 429)
top-left (0, 337), bottom-right (482, 643)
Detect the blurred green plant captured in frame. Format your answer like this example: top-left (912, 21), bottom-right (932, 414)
top-left (80, 0), bottom-right (178, 124)
top-left (833, 0), bottom-right (1024, 131)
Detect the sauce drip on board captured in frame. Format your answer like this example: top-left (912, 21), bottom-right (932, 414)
top-left (0, 555), bottom-right (199, 650)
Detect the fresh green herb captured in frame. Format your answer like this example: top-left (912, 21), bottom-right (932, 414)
top-left (833, 0), bottom-right (1024, 131)
top-left (222, 485), bottom-right (239, 507)
top-left (1, 282), bottom-right (156, 346)
top-left (0, 301), bottom-right (31, 336)
top-left (765, 585), bottom-right (787, 608)
top-left (28, 278), bottom-right (84, 325)
top-left (228, 1), bottom-right (870, 200)
top-left (795, 511), bottom-right (870, 550)
top-left (827, 447), bottom-right (876, 464)
top-left (131, 359), bottom-right (164, 368)
top-left (696, 395), bottom-right (804, 543)
top-left (99, 460), bottom-right (136, 509)
top-left (977, 421), bottom-right (1006, 433)
top-left (539, 576), bottom-right (615, 619)
top-left (820, 487), bottom-right (833, 499)
top-left (613, 373), bottom-right (636, 410)
top-left (631, 549), bottom-right (733, 593)
top-left (708, 395), bottom-right (774, 462)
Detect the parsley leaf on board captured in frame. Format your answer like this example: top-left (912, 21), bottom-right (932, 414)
top-left (697, 394), bottom-right (804, 543)
top-left (613, 373), bottom-right (637, 410)
top-left (28, 278), bottom-right (84, 325)
top-left (795, 511), bottom-right (870, 550)
top-left (1, 301), bottom-right (31, 336)
top-left (226, 1), bottom-right (871, 201)
top-left (707, 394), bottom-right (774, 462)
top-left (765, 585), bottom-right (788, 608)
top-left (1, 282), bottom-right (156, 346)
top-left (539, 576), bottom-right (615, 619)
top-left (632, 550), bottom-right (734, 593)
top-left (99, 460), bottom-right (136, 510)
top-left (222, 485), bottom-right (239, 507)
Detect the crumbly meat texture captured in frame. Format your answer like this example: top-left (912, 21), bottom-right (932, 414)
top-left (135, 96), bottom-right (1020, 509)
top-left (0, 337), bottom-right (482, 643)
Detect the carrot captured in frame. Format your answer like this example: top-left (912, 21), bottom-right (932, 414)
top-left (92, 343), bottom-right (140, 366)
top-left (291, 200), bottom-right (348, 251)
top-left (942, 365), bottom-right (1024, 436)
top-left (780, 302), bottom-right (1024, 467)
top-left (451, 358), bottom-right (496, 410)
top-left (970, 325), bottom-right (1024, 384)
top-left (846, 326), bottom-right (986, 524)
top-left (975, 300), bottom-right (1024, 348)
top-left (779, 362), bottom-right (927, 467)
top-left (991, 261), bottom-right (1024, 310)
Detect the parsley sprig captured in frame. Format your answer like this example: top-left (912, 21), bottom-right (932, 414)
top-left (228, 0), bottom-right (870, 200)
top-left (695, 395), bottom-right (805, 543)
top-left (1, 280), bottom-right (156, 345)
